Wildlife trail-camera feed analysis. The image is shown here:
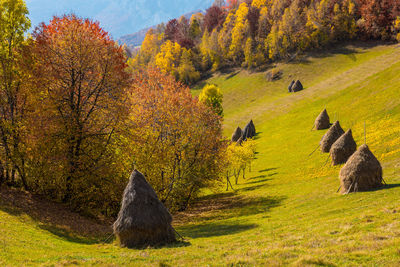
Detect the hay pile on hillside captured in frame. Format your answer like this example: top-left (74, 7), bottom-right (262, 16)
top-left (330, 129), bottom-right (357, 165)
top-left (231, 127), bottom-right (242, 142)
top-left (339, 144), bottom-right (383, 193)
top-left (242, 120), bottom-right (256, 140)
top-left (288, 80), bottom-right (295, 92)
top-left (291, 80), bottom-right (303, 92)
top-left (320, 121), bottom-right (345, 153)
top-left (314, 109), bottom-right (330, 130)
top-left (113, 170), bottom-right (176, 248)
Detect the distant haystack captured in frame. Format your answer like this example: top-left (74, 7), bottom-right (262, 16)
top-left (291, 80), bottom-right (303, 92)
top-left (320, 121), bottom-right (345, 153)
top-left (339, 144), bottom-right (383, 193)
top-left (314, 109), bottom-right (330, 130)
top-left (330, 129), bottom-right (357, 165)
top-left (231, 127), bottom-right (242, 142)
top-left (250, 120), bottom-right (256, 136)
top-left (288, 80), bottom-right (295, 92)
top-left (242, 120), bottom-right (256, 140)
top-left (113, 170), bottom-right (176, 248)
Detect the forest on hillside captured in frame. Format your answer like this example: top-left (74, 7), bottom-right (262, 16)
top-left (1, 0), bottom-right (399, 219)
top-left (0, 0), bottom-right (260, 217)
top-left (130, 0), bottom-right (400, 84)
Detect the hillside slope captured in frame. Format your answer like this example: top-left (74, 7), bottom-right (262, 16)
top-left (2, 42), bottom-right (400, 266)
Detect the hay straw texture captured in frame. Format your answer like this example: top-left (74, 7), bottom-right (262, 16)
top-left (330, 129), bottom-right (357, 165)
top-left (242, 120), bottom-right (256, 140)
top-left (315, 109), bottom-right (330, 130)
top-left (288, 80), bottom-right (295, 92)
top-left (113, 170), bottom-right (176, 248)
top-left (231, 127), bottom-right (243, 142)
top-left (320, 121), bottom-right (345, 153)
top-left (339, 144), bottom-right (383, 193)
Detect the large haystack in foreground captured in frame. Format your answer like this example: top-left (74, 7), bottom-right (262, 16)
top-left (320, 121), bottom-right (345, 153)
top-left (330, 129), bottom-right (357, 165)
top-left (113, 170), bottom-right (176, 248)
top-left (339, 144), bottom-right (383, 193)
top-left (242, 120), bottom-right (256, 140)
top-left (231, 127), bottom-right (242, 142)
top-left (314, 109), bottom-right (330, 130)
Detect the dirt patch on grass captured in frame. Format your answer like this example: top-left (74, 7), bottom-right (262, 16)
top-left (0, 186), bottom-right (113, 238)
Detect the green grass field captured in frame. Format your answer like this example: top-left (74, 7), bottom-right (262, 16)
top-left (2, 42), bottom-right (400, 266)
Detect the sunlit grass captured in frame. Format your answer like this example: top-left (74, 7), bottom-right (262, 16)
top-left (2, 42), bottom-right (400, 266)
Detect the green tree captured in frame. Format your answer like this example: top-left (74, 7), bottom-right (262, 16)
top-left (199, 84), bottom-right (223, 116)
top-left (0, 0), bottom-right (30, 188)
top-left (177, 48), bottom-right (200, 84)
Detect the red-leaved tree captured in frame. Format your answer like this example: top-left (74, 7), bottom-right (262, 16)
top-left (358, 0), bottom-right (400, 39)
top-left (26, 15), bottom-right (130, 214)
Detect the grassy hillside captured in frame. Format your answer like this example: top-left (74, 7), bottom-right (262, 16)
top-left (2, 42), bottom-right (400, 266)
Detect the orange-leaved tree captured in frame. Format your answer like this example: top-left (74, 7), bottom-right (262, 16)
top-left (124, 68), bottom-right (225, 211)
top-left (26, 15), bottom-right (130, 214)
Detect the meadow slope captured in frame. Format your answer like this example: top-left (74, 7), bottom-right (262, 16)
top-left (2, 42), bottom-right (400, 266)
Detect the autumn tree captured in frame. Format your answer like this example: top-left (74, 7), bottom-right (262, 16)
top-left (204, 6), bottom-right (226, 33)
top-left (27, 15), bottom-right (130, 213)
top-left (199, 84), bottom-right (223, 116)
top-left (229, 2), bottom-right (249, 62)
top-left (125, 68), bottom-right (224, 210)
top-left (224, 139), bottom-right (257, 189)
top-left (0, 0), bottom-right (30, 188)
top-left (358, 0), bottom-right (400, 40)
top-left (177, 48), bottom-right (200, 84)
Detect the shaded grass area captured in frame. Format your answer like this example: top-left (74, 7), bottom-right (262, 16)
top-left (2, 42), bottom-right (400, 266)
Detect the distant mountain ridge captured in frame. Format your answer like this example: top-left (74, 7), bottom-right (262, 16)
top-left (118, 10), bottom-right (204, 48)
top-left (26, 0), bottom-right (214, 39)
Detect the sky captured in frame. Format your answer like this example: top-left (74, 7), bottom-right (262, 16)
top-left (25, 0), bottom-right (214, 39)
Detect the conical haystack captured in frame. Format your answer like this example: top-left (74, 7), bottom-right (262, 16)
top-left (242, 120), bottom-right (256, 140)
top-left (292, 80), bottom-right (303, 92)
top-left (231, 127), bottom-right (242, 142)
top-left (320, 121), bottom-right (345, 153)
top-left (113, 170), bottom-right (176, 248)
top-left (330, 129), bottom-right (357, 165)
top-left (249, 120), bottom-right (256, 136)
top-left (339, 144), bottom-right (383, 193)
top-left (314, 109), bottom-right (330, 130)
top-left (288, 80), bottom-right (295, 92)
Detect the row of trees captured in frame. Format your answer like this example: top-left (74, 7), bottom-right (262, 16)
top-left (130, 0), bottom-right (400, 84)
top-left (0, 0), bottom-right (235, 216)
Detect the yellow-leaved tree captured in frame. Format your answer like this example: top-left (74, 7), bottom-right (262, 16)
top-left (225, 139), bottom-right (257, 190)
top-left (229, 2), bottom-right (249, 62)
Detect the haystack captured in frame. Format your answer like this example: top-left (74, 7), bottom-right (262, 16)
top-left (292, 80), bottom-right (303, 92)
top-left (339, 144), bottom-right (383, 193)
top-left (314, 109), bottom-right (330, 130)
top-left (113, 170), bottom-right (176, 248)
top-left (250, 120), bottom-right (256, 136)
top-left (242, 120), bottom-right (256, 140)
top-left (330, 129), bottom-right (357, 165)
top-left (320, 121), bottom-right (345, 153)
top-left (231, 127), bottom-right (242, 142)
top-left (288, 80), bottom-right (295, 92)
